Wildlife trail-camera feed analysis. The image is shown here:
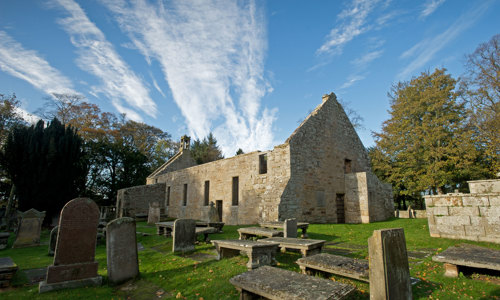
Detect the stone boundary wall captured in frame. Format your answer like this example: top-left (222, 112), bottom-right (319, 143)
top-left (116, 183), bottom-right (166, 217)
top-left (396, 208), bottom-right (427, 219)
top-left (425, 193), bottom-right (500, 243)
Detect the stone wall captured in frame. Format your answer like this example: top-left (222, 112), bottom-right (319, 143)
top-left (147, 150), bottom-right (196, 181)
top-left (468, 179), bottom-right (500, 194)
top-left (147, 147), bottom-right (291, 225)
top-left (116, 183), bottom-right (166, 217)
top-left (425, 192), bottom-right (500, 243)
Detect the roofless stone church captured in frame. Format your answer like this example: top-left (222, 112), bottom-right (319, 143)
top-left (116, 93), bottom-right (394, 225)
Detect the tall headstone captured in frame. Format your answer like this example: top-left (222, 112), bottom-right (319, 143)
top-left (284, 218), bottom-right (297, 238)
top-left (368, 228), bottom-right (412, 300)
top-left (48, 226), bottom-right (58, 256)
top-left (106, 217), bottom-right (139, 285)
top-left (172, 219), bottom-right (196, 252)
top-left (39, 198), bottom-right (102, 293)
top-left (13, 209), bottom-right (45, 248)
top-left (208, 202), bottom-right (218, 222)
top-left (147, 201), bottom-right (160, 224)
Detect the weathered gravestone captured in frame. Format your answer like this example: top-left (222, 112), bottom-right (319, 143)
top-left (368, 228), bottom-right (412, 300)
top-left (172, 219), bottom-right (196, 253)
top-left (284, 218), bottom-right (297, 238)
top-left (208, 201), bottom-right (219, 223)
top-left (13, 209), bottom-right (45, 248)
top-left (106, 217), bottom-right (139, 285)
top-left (147, 201), bottom-right (160, 225)
top-left (39, 198), bottom-right (102, 293)
top-left (48, 226), bottom-right (58, 256)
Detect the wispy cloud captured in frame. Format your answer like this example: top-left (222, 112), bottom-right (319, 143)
top-left (0, 31), bottom-right (75, 95)
top-left (316, 0), bottom-right (380, 55)
top-left (339, 75), bottom-right (365, 90)
top-left (421, 0), bottom-right (445, 19)
top-left (15, 106), bottom-right (41, 124)
top-left (51, 0), bottom-right (157, 121)
top-left (352, 49), bottom-right (384, 67)
top-left (101, 0), bottom-right (276, 155)
top-left (398, 1), bottom-right (491, 79)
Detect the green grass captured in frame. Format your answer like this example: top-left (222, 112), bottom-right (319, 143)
top-left (1, 218), bottom-right (499, 299)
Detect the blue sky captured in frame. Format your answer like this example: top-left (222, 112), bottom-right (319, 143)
top-left (1, 0), bottom-right (498, 156)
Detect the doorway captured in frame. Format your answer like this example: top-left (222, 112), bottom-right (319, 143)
top-left (216, 200), bottom-right (223, 222)
top-left (336, 194), bottom-right (345, 223)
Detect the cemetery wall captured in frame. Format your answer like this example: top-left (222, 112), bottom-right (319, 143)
top-left (116, 183), bottom-right (166, 217)
top-left (468, 179), bottom-right (500, 194)
top-left (425, 187), bottom-right (500, 243)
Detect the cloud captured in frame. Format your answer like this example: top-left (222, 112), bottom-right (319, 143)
top-left (398, 1), bottom-right (492, 79)
top-left (420, 0), bottom-right (445, 19)
top-left (0, 31), bottom-right (75, 95)
top-left (351, 49), bottom-right (384, 67)
top-left (316, 0), bottom-right (380, 55)
top-left (101, 0), bottom-right (276, 155)
top-left (339, 75), bottom-right (365, 90)
top-left (51, 0), bottom-right (157, 121)
top-left (15, 106), bottom-right (41, 124)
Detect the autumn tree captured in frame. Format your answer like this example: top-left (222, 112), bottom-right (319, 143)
top-left (371, 69), bottom-right (482, 204)
top-left (0, 93), bottom-right (26, 145)
top-left (1, 118), bottom-right (87, 223)
top-left (461, 34), bottom-right (500, 176)
top-left (191, 133), bottom-right (224, 164)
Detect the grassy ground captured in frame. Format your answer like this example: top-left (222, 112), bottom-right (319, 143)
top-left (1, 218), bottom-right (499, 299)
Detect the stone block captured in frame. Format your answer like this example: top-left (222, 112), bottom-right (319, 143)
top-left (434, 196), bottom-right (462, 207)
top-left (436, 225), bottom-right (465, 236)
top-left (464, 225), bottom-right (485, 237)
top-left (478, 235), bottom-right (500, 243)
top-left (435, 216), bottom-right (470, 226)
top-left (368, 228), bottom-right (411, 300)
top-left (430, 206), bottom-right (449, 216)
top-left (106, 217), bottom-right (139, 285)
top-left (428, 224), bottom-right (439, 236)
top-left (424, 197), bottom-right (434, 207)
top-left (462, 196), bottom-right (489, 207)
top-left (479, 206), bottom-right (500, 217)
top-left (470, 216), bottom-right (486, 226)
top-left (449, 207), bottom-right (479, 216)
top-left (485, 224), bottom-right (500, 236)
top-left (427, 215), bottom-right (436, 225)
top-left (489, 195), bottom-right (500, 206)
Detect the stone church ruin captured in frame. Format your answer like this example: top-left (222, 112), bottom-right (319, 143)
top-left (116, 93), bottom-right (393, 225)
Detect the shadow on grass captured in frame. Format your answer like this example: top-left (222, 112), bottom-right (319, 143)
top-left (412, 278), bottom-right (443, 298)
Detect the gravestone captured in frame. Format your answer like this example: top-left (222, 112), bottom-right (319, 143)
top-left (147, 201), bottom-right (160, 225)
top-left (368, 228), bottom-right (412, 300)
top-left (208, 201), bottom-right (219, 222)
top-left (39, 198), bottom-right (102, 293)
top-left (106, 217), bottom-right (139, 285)
top-left (172, 219), bottom-right (196, 252)
top-left (48, 226), bottom-right (58, 256)
top-left (13, 209), bottom-right (45, 248)
top-left (284, 218), bottom-right (297, 238)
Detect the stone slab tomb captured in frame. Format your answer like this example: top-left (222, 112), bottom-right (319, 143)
top-left (172, 219), bottom-right (196, 252)
top-left (0, 257), bottom-right (18, 288)
top-left (296, 253), bottom-right (369, 282)
top-left (368, 228), bottom-right (412, 300)
top-left (147, 201), bottom-right (160, 225)
top-left (261, 237), bottom-right (325, 257)
top-left (229, 265), bottom-right (355, 300)
top-left (432, 243), bottom-right (500, 277)
top-left (284, 218), bottom-right (297, 238)
top-left (106, 217), bottom-right (139, 285)
top-left (211, 239), bottom-right (279, 270)
top-left (12, 208), bottom-right (45, 248)
top-left (238, 227), bottom-right (283, 240)
top-left (48, 226), bottom-right (58, 256)
top-left (39, 198), bottom-right (102, 293)
top-left (260, 221), bottom-right (309, 238)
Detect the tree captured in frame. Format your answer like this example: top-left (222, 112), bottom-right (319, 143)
top-left (191, 133), bottom-right (224, 164)
top-left (461, 34), bottom-right (500, 176)
top-left (236, 148), bottom-right (244, 155)
top-left (0, 93), bottom-right (26, 145)
top-left (1, 118), bottom-right (87, 223)
top-left (371, 69), bottom-right (482, 202)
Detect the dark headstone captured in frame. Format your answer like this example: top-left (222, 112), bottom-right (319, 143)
top-left (39, 198), bottom-right (102, 293)
top-left (12, 209), bottom-right (45, 248)
top-left (172, 219), bottom-right (196, 253)
top-left (0, 257), bottom-right (18, 288)
top-left (0, 232), bottom-right (9, 250)
top-left (147, 201), bottom-right (160, 225)
top-left (284, 218), bottom-right (297, 238)
top-left (48, 226), bottom-right (58, 256)
top-left (368, 228), bottom-right (412, 300)
top-left (106, 217), bottom-right (139, 285)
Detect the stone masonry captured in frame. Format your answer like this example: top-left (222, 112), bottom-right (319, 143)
top-left (116, 183), bottom-right (165, 217)
top-left (118, 93), bottom-right (394, 225)
top-left (425, 179), bottom-right (500, 244)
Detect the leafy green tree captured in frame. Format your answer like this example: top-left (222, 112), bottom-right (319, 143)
top-left (1, 118), bottom-right (87, 223)
top-left (191, 133), bottom-right (224, 164)
top-left (461, 34), bottom-right (500, 176)
top-left (371, 69), bottom-right (482, 201)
